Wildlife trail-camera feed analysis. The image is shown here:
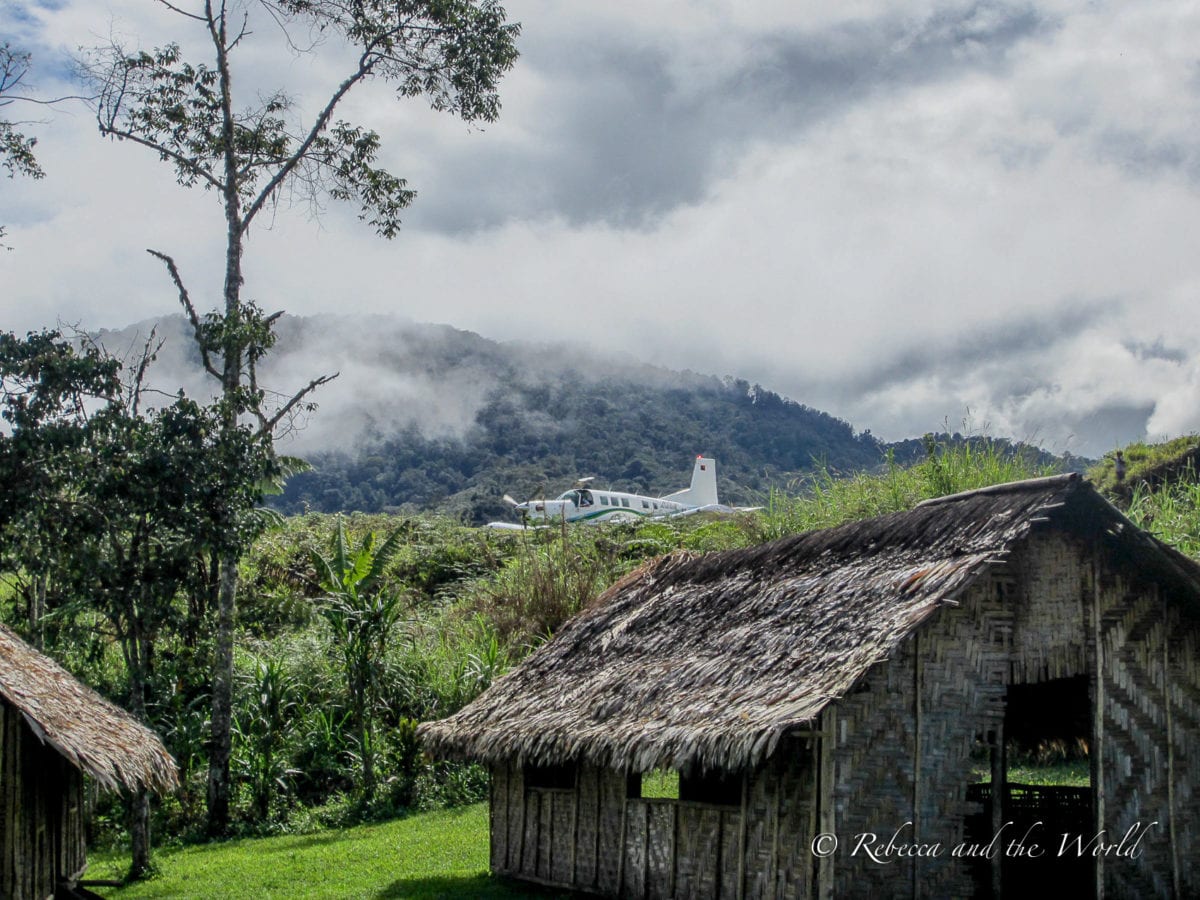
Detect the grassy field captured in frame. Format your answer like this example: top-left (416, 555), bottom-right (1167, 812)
top-left (89, 761), bottom-right (1091, 898)
top-left (88, 804), bottom-right (572, 899)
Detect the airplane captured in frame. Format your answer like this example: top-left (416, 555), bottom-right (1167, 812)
top-left (489, 456), bottom-right (758, 528)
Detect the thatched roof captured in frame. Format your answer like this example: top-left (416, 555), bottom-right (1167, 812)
top-left (421, 475), bottom-right (1200, 774)
top-left (0, 624), bottom-right (178, 793)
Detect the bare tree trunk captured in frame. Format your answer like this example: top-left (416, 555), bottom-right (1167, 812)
top-left (127, 632), bottom-right (153, 878)
top-left (27, 575), bottom-right (46, 649)
top-left (128, 788), bottom-right (153, 879)
top-left (206, 554), bottom-right (238, 835)
top-left (205, 4), bottom-right (246, 837)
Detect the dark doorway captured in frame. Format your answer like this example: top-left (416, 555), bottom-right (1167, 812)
top-left (966, 675), bottom-right (1094, 898)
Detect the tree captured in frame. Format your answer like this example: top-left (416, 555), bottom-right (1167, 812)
top-left (0, 330), bottom-right (120, 644)
top-left (1, 44), bottom-right (47, 247)
top-left (80, 0), bottom-right (519, 834)
top-left (0, 329), bottom-right (275, 875)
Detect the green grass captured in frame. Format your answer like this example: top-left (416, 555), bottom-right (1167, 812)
top-left (973, 759), bottom-right (1090, 787)
top-left (1088, 434), bottom-right (1200, 493)
top-left (88, 804), bottom-right (571, 899)
top-left (753, 438), bottom-right (1058, 542)
top-left (640, 769), bottom-right (679, 799)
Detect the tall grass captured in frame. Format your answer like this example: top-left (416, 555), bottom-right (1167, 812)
top-left (467, 527), bottom-right (619, 650)
top-left (1089, 434), bottom-right (1200, 494)
top-left (754, 436), bottom-right (1057, 541)
top-left (1126, 474), bottom-right (1200, 559)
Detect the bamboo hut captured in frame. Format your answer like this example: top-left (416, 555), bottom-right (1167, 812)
top-left (0, 623), bottom-right (178, 899)
top-left (421, 474), bottom-right (1200, 898)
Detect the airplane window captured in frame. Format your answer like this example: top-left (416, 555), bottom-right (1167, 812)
top-left (579, 490), bottom-right (594, 506)
top-left (621, 498), bottom-right (630, 507)
top-left (642, 500), bottom-right (650, 509)
top-left (600, 496), bottom-right (609, 506)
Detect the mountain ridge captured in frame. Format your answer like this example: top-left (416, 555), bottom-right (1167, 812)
top-left (90, 314), bottom-right (1080, 524)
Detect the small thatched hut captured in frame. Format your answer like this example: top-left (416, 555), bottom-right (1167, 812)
top-left (0, 623), bottom-right (177, 899)
top-left (421, 475), bottom-right (1200, 899)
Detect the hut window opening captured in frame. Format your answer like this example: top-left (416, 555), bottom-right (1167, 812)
top-left (524, 761), bottom-right (577, 791)
top-left (628, 769), bottom-right (679, 799)
top-left (680, 768), bottom-right (741, 806)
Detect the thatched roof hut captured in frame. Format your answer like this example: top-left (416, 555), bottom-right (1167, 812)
top-left (423, 475), bottom-right (1200, 899)
top-left (0, 623), bottom-right (177, 898)
top-left (0, 624), bottom-right (178, 793)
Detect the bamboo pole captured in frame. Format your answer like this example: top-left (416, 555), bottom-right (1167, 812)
top-left (568, 774), bottom-right (579, 887)
top-left (616, 774), bottom-right (628, 897)
top-left (1090, 553), bottom-right (1106, 900)
top-left (818, 708), bottom-right (836, 900)
top-left (912, 632), bottom-right (923, 900)
top-left (806, 735), bottom-right (820, 899)
top-left (770, 753), bottom-right (782, 900)
top-left (736, 770), bottom-right (749, 900)
top-left (642, 801), bottom-right (650, 899)
top-left (669, 799), bottom-right (678, 899)
top-left (593, 767), bottom-right (603, 891)
top-left (515, 764), bottom-right (528, 876)
top-left (990, 719), bottom-right (1006, 899)
top-left (1160, 586), bottom-right (1181, 899)
top-left (489, 764), bottom-right (501, 872)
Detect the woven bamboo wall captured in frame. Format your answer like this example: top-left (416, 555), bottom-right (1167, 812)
top-left (824, 533), bottom-right (1200, 899)
top-left (0, 699), bottom-right (88, 900)
top-left (1093, 561), bottom-right (1200, 898)
top-left (829, 537), bottom-right (1107, 898)
top-left (1011, 534), bottom-right (1088, 682)
top-left (830, 577), bottom-right (1016, 899)
top-left (489, 748), bottom-right (818, 898)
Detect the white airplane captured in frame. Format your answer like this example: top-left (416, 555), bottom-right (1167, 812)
top-left (490, 456), bottom-right (756, 528)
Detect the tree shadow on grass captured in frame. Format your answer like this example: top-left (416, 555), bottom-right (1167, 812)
top-left (256, 831), bottom-right (348, 853)
top-left (375, 873), bottom-right (580, 898)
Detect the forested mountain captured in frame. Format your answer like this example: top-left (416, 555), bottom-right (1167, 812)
top-left (280, 373), bottom-right (886, 523)
top-left (95, 314), bottom-right (1074, 525)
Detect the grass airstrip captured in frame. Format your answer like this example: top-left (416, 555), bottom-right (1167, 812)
top-left (90, 804), bottom-right (570, 899)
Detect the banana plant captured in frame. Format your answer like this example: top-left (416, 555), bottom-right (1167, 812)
top-left (309, 517), bottom-right (406, 800)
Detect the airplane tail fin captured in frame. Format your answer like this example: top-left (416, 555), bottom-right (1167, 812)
top-left (663, 456), bottom-right (719, 507)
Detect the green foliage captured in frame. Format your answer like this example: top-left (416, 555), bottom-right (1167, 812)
top-left (752, 435), bottom-right (1059, 541)
top-left (469, 528), bottom-right (618, 649)
top-left (80, 0), bottom-right (521, 835)
top-left (233, 654), bottom-right (301, 821)
top-left (84, 1), bottom-right (519, 239)
top-left (310, 517), bottom-right (408, 799)
top-left (640, 769), bottom-right (680, 799)
top-left (1126, 474), bottom-right (1200, 559)
top-left (1088, 434), bottom-right (1200, 495)
top-left (1, 44), bottom-right (45, 244)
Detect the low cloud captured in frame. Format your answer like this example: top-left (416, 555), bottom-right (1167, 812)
top-left (6, 1), bottom-right (1200, 461)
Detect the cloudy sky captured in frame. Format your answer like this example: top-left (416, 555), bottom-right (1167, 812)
top-left (4, 0), bottom-right (1200, 458)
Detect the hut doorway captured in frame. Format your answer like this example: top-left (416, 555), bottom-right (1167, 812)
top-left (966, 675), bottom-right (1094, 898)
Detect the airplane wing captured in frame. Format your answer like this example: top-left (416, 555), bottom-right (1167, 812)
top-left (656, 504), bottom-right (750, 518)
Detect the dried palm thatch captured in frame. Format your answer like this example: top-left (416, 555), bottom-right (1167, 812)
top-left (422, 474), bottom-right (1200, 775)
top-left (0, 624), bottom-right (178, 793)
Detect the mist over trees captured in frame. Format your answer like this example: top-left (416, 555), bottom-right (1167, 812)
top-left (91, 312), bottom-right (1074, 526)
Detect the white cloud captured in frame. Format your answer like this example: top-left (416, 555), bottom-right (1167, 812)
top-left (4, 0), bottom-right (1200, 459)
